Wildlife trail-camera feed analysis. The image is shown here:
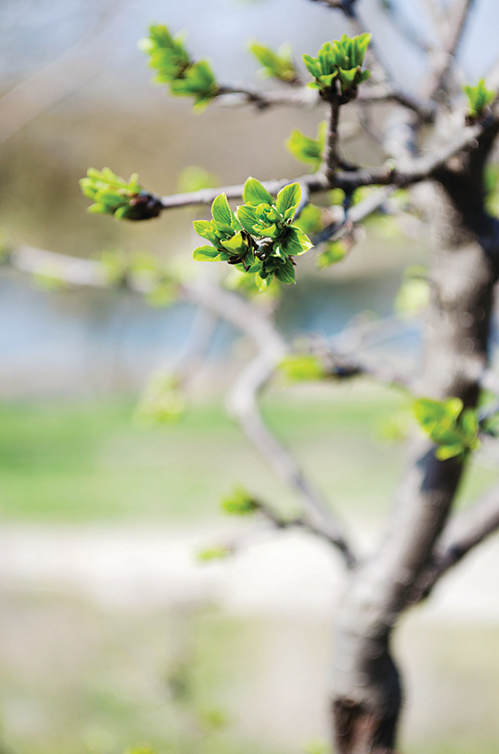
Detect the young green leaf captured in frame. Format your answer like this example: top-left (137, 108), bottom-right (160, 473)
top-left (211, 193), bottom-right (234, 226)
top-left (275, 183), bottom-right (301, 215)
top-left (286, 128), bottom-right (324, 171)
top-left (243, 177), bottom-right (274, 206)
top-left (249, 40), bottom-right (298, 83)
top-left (274, 258), bottom-right (296, 283)
top-left (193, 246), bottom-right (221, 261)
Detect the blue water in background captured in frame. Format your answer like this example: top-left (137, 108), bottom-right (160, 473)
top-left (0, 270), bottom-right (420, 396)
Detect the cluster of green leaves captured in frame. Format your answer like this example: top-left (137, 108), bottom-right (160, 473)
top-left (80, 168), bottom-right (163, 221)
top-left (279, 353), bottom-right (325, 381)
top-left (464, 78), bottom-right (496, 121)
top-left (140, 24), bottom-right (218, 109)
top-left (286, 121), bottom-right (327, 171)
top-left (221, 487), bottom-right (258, 516)
top-left (192, 179), bottom-right (312, 287)
top-left (136, 371), bottom-right (186, 425)
top-left (413, 397), bottom-right (480, 460)
top-left (249, 40), bottom-right (298, 83)
top-left (303, 33), bottom-right (371, 100)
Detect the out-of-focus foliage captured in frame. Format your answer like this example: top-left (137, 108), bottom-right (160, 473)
top-left (293, 203), bottom-right (325, 235)
top-left (464, 78), bottom-right (496, 121)
top-left (249, 40), bottom-right (298, 83)
top-left (136, 371), bottom-right (186, 425)
top-left (140, 24), bottom-right (218, 110)
top-left (279, 353), bottom-right (325, 381)
top-left (286, 121), bottom-right (327, 171)
top-left (394, 267), bottom-right (430, 318)
top-left (221, 487), bottom-right (258, 516)
top-left (177, 166), bottom-right (219, 193)
top-left (413, 397), bottom-right (480, 460)
top-left (196, 545), bottom-right (232, 562)
top-left (316, 239), bottom-right (348, 268)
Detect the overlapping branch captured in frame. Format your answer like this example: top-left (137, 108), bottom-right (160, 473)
top-left (416, 483), bottom-right (499, 601)
top-left (2, 243), bottom-right (357, 566)
top-left (129, 113), bottom-right (490, 216)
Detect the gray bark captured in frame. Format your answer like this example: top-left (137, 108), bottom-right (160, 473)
top-left (330, 155), bottom-right (498, 753)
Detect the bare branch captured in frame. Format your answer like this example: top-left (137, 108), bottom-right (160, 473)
top-left (189, 283), bottom-right (357, 567)
top-left (424, 0), bottom-right (475, 100)
top-left (312, 185), bottom-right (394, 246)
top-left (381, 1), bottom-right (433, 54)
top-left (216, 84), bottom-right (318, 109)
top-left (3, 242), bottom-right (357, 565)
top-left (150, 115), bottom-right (492, 214)
top-left (255, 498), bottom-right (352, 548)
top-left (315, 344), bottom-right (410, 390)
top-left (417, 484), bottom-right (499, 599)
top-left (159, 173), bottom-right (329, 209)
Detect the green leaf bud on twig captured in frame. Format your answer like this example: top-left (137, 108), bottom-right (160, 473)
top-left (79, 168), bottom-right (163, 221)
top-left (303, 33), bottom-right (371, 102)
top-left (463, 78), bottom-right (496, 122)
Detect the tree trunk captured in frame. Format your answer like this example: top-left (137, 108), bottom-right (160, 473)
top-left (330, 166), bottom-right (497, 753)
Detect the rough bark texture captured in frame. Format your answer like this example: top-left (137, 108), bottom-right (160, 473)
top-left (330, 154), bottom-right (497, 753)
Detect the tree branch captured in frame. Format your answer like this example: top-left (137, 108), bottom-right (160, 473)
top-left (189, 283), bottom-right (357, 568)
top-left (417, 483), bottom-right (499, 599)
top-left (424, 0), bottom-right (475, 101)
top-left (2, 242), bottom-right (357, 566)
top-left (216, 84), bottom-right (318, 109)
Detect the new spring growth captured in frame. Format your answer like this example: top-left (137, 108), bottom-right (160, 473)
top-left (303, 33), bottom-right (371, 102)
top-left (192, 178), bottom-right (313, 288)
top-left (140, 24), bottom-right (218, 110)
top-left (464, 79), bottom-right (496, 123)
top-left (249, 40), bottom-right (299, 84)
top-left (79, 168), bottom-right (163, 220)
top-left (286, 121), bottom-right (327, 172)
top-left (413, 397), bottom-right (480, 460)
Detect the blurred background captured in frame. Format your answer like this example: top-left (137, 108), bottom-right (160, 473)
top-left (1, 1), bottom-right (499, 753)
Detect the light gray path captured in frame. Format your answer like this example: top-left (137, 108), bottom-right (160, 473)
top-left (0, 523), bottom-right (497, 622)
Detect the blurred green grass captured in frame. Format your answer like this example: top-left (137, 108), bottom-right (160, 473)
top-left (0, 382), bottom-right (495, 522)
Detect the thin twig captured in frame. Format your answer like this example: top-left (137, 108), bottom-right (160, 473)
top-left (424, 0), bottom-right (475, 101)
